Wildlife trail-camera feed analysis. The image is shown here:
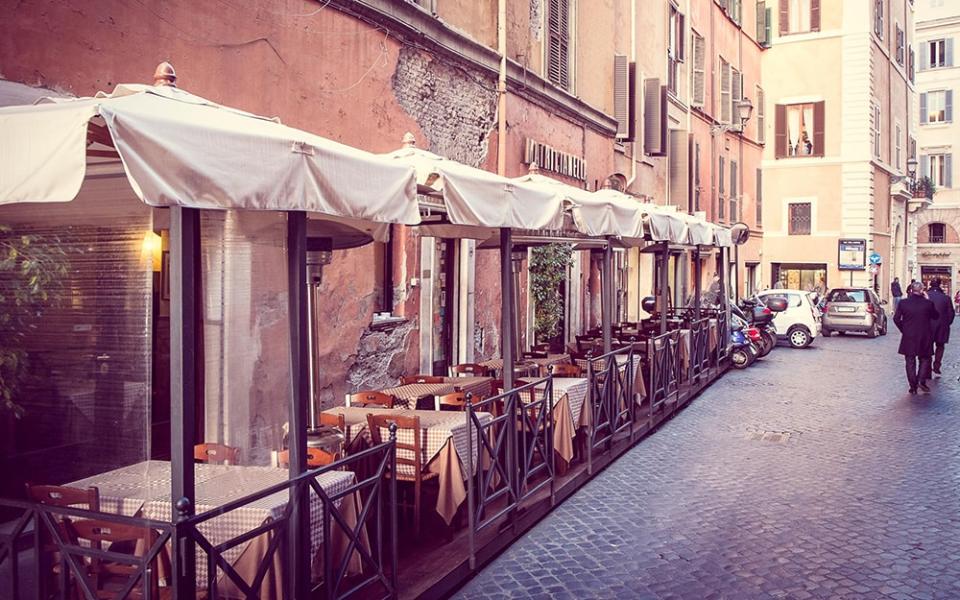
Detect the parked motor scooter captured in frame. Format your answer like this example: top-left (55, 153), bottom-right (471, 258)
top-left (732, 300), bottom-right (776, 358)
top-left (730, 314), bottom-right (759, 369)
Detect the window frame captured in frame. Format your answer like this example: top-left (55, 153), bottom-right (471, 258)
top-left (788, 202), bottom-right (812, 235)
top-left (546, 0), bottom-right (575, 93)
top-left (928, 223), bottom-right (946, 244)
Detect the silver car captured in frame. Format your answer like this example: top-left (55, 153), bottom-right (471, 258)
top-left (821, 288), bottom-right (888, 338)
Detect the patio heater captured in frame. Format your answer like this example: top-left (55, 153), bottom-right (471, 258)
top-left (303, 236), bottom-right (340, 452)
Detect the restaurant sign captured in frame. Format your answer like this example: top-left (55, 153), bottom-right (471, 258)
top-left (524, 138), bottom-right (586, 181)
top-left (838, 239), bottom-right (866, 271)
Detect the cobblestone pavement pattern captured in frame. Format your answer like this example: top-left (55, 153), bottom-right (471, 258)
top-left (454, 324), bottom-right (960, 599)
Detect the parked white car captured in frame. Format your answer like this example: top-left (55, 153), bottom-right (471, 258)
top-left (757, 289), bottom-right (822, 348)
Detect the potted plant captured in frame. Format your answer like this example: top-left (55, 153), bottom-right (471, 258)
top-left (530, 243), bottom-right (574, 353)
top-left (913, 176), bottom-right (936, 200)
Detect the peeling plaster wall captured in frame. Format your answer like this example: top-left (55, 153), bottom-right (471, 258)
top-left (391, 46), bottom-right (498, 168)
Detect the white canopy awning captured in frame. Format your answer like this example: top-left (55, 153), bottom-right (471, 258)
top-left (386, 144), bottom-right (565, 230)
top-left (674, 212), bottom-right (714, 246)
top-left (587, 189), bottom-right (689, 243)
top-left (0, 84), bottom-right (420, 224)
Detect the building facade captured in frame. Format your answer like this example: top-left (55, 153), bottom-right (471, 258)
top-left (760, 0), bottom-right (917, 299)
top-left (915, 0), bottom-right (960, 296)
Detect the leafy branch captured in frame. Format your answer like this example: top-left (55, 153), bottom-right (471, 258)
top-left (529, 243), bottom-right (573, 345)
top-left (0, 225), bottom-right (70, 418)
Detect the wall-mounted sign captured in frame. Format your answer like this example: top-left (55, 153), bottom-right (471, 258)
top-left (524, 139), bottom-right (587, 181)
top-left (838, 239), bottom-right (867, 271)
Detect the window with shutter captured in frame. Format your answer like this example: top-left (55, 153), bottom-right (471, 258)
top-left (782, 0), bottom-right (814, 34)
top-left (668, 130), bottom-right (690, 210)
top-left (719, 155), bottom-right (726, 220)
top-left (895, 25), bottom-right (905, 65)
top-left (614, 54), bottom-right (630, 140)
top-left (668, 6), bottom-right (684, 95)
top-left (925, 153), bottom-right (951, 187)
top-left (929, 39), bottom-right (947, 68)
top-left (730, 159), bottom-right (738, 202)
top-left (731, 68), bottom-right (742, 129)
top-left (720, 58), bottom-right (731, 123)
top-left (692, 32), bottom-right (706, 107)
top-left (874, 0), bottom-right (884, 40)
top-left (909, 46), bottom-right (915, 82)
top-left (810, 0), bottom-right (820, 32)
top-left (694, 141), bottom-right (702, 212)
top-left (872, 103), bottom-right (881, 159)
top-left (756, 168), bottom-right (763, 227)
top-left (929, 223), bottom-right (946, 244)
top-left (895, 124), bottom-right (902, 170)
top-left (757, 1), bottom-right (768, 44)
top-left (547, 0), bottom-right (572, 91)
top-left (757, 87), bottom-right (766, 144)
top-left (925, 90), bottom-right (950, 123)
top-left (778, 102), bottom-right (823, 157)
top-left (788, 203), bottom-right (811, 235)
top-left (644, 79), bottom-right (668, 156)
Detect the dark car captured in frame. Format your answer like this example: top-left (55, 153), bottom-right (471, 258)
top-left (821, 287), bottom-right (888, 338)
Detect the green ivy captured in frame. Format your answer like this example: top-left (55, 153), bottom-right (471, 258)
top-left (0, 225), bottom-right (69, 418)
top-left (529, 243), bottom-right (573, 344)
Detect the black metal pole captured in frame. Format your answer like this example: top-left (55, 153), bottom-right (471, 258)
top-left (602, 241), bottom-right (613, 353)
top-left (500, 229), bottom-right (515, 391)
top-left (734, 243), bottom-right (741, 300)
top-left (694, 247), bottom-right (702, 320)
top-left (170, 205), bottom-right (198, 600)
top-left (286, 211), bottom-right (310, 600)
top-left (659, 245), bottom-right (669, 335)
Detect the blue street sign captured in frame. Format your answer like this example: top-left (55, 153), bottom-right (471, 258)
top-left (868, 252), bottom-right (882, 265)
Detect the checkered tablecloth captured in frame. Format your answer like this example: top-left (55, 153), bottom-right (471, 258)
top-left (477, 358), bottom-right (538, 378)
top-left (516, 377), bottom-right (589, 426)
top-left (443, 376), bottom-right (493, 399)
top-left (375, 382), bottom-right (457, 409)
top-left (69, 461), bottom-right (355, 587)
top-left (326, 407), bottom-right (491, 477)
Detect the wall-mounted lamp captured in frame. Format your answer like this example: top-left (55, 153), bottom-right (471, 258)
top-left (140, 230), bottom-right (162, 272)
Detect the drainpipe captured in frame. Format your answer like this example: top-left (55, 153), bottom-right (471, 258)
top-left (497, 0), bottom-right (507, 176)
top-left (626, 0), bottom-right (639, 187)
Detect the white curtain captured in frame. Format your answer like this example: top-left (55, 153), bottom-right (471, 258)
top-left (788, 0), bottom-right (811, 33)
top-left (787, 106), bottom-right (801, 155)
top-left (802, 105), bottom-right (815, 154)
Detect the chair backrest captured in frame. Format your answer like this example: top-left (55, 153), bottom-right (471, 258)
top-left (278, 447), bottom-right (338, 469)
top-left (349, 391), bottom-right (394, 408)
top-left (451, 363), bottom-right (490, 377)
top-left (194, 443), bottom-right (240, 465)
top-left (522, 351), bottom-right (548, 359)
top-left (437, 392), bottom-right (471, 411)
top-left (67, 518), bottom-right (161, 596)
top-left (531, 343), bottom-right (550, 352)
top-left (400, 375), bottom-right (444, 385)
top-left (26, 484), bottom-right (100, 511)
top-left (366, 413), bottom-right (424, 477)
top-left (550, 363), bottom-right (582, 377)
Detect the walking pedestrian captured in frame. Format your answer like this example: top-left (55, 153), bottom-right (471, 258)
top-left (891, 277), bottom-right (903, 310)
top-left (893, 281), bottom-right (939, 394)
top-left (926, 278), bottom-right (955, 376)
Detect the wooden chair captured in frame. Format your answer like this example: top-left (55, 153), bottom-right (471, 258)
top-left (278, 447), bottom-right (338, 469)
top-left (400, 375), bottom-right (444, 385)
top-left (193, 443), bottom-right (240, 465)
top-left (348, 391), bottom-right (394, 408)
top-left (319, 411), bottom-right (351, 450)
top-left (550, 363), bottom-right (582, 377)
top-left (450, 363), bottom-right (491, 377)
top-left (25, 484), bottom-right (101, 597)
top-left (531, 343), bottom-right (550, 353)
top-left (366, 414), bottom-right (437, 537)
top-left (65, 519), bottom-right (161, 599)
top-left (522, 350), bottom-right (548, 359)
top-left (437, 391), bottom-right (485, 411)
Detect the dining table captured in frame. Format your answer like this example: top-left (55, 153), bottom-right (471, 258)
top-left (515, 377), bottom-right (589, 464)
top-left (375, 376), bottom-right (493, 409)
top-left (322, 406), bottom-right (493, 525)
top-left (68, 460), bottom-right (365, 597)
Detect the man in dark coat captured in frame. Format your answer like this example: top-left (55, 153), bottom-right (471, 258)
top-left (893, 281), bottom-right (938, 394)
top-left (891, 277), bottom-right (903, 310)
top-left (927, 278), bottom-right (955, 375)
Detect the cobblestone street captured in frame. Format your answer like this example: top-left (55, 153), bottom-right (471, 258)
top-left (455, 326), bottom-right (960, 599)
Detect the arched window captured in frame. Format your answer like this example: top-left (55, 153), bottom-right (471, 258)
top-left (928, 223), bottom-right (946, 243)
